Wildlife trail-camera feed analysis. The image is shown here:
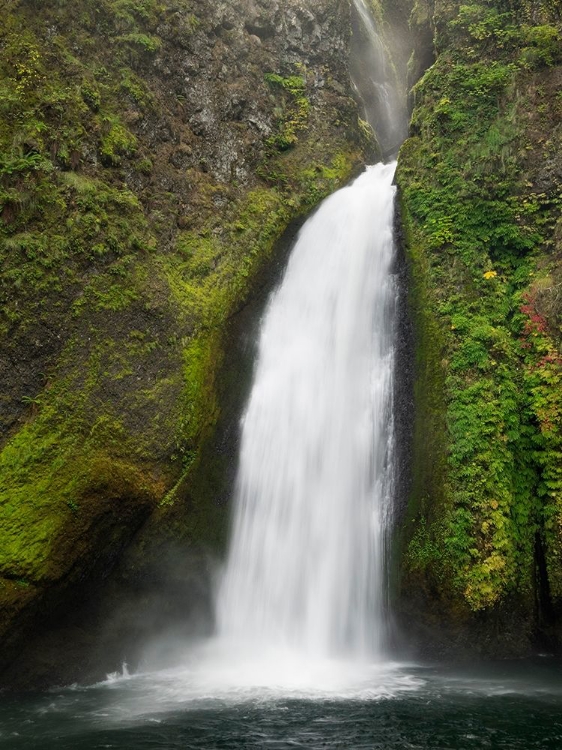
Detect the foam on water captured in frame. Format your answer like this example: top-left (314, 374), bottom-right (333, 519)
top-left (3, 662), bottom-right (562, 749)
top-left (88, 655), bottom-right (424, 724)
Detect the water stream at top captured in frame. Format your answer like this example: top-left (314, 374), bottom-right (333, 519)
top-left (350, 0), bottom-right (408, 155)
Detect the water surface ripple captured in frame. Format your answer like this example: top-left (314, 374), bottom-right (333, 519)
top-left (1, 661), bottom-right (561, 749)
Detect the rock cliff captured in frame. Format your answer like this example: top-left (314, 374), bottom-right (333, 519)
top-left (396, 0), bottom-right (562, 657)
top-left (0, 0), bottom-right (368, 687)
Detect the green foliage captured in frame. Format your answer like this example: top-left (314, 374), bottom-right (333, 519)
top-left (264, 72), bottom-right (310, 151)
top-left (118, 32), bottom-right (161, 53)
top-left (407, 517), bottom-right (447, 573)
top-left (0, 152), bottom-right (49, 176)
top-left (99, 115), bottom-right (138, 166)
top-left (399, 0), bottom-right (562, 611)
top-left (80, 80), bottom-right (101, 111)
top-left (519, 289), bottom-right (562, 598)
top-left (446, 4), bottom-right (560, 68)
top-left (451, 4), bottom-right (520, 50)
top-left (520, 25), bottom-right (561, 67)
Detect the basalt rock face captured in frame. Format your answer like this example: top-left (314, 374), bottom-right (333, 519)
top-left (0, 0), bottom-right (369, 688)
top-left (395, 0), bottom-right (562, 658)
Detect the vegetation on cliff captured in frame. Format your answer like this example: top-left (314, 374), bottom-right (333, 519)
top-left (397, 0), bottom-right (562, 648)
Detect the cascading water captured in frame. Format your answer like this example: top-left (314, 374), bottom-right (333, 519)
top-left (213, 0), bottom-right (404, 679)
top-left (216, 163), bottom-right (398, 663)
top-left (350, 0), bottom-right (408, 155)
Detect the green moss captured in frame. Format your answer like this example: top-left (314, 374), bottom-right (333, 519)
top-left (398, 0), bottom-right (562, 611)
top-left (264, 72), bottom-right (310, 151)
top-left (118, 32), bottom-right (162, 53)
top-left (180, 333), bottom-right (221, 452)
top-left (99, 115), bottom-right (137, 166)
top-left (0, 397), bottom-right (160, 582)
top-left (80, 80), bottom-right (101, 112)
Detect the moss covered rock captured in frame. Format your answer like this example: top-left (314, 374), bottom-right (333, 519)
top-left (0, 0), bottom-right (369, 686)
top-left (396, 0), bottom-right (562, 656)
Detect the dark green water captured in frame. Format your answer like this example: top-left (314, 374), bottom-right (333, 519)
top-left (1, 660), bottom-right (561, 749)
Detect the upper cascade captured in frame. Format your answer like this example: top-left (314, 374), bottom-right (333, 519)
top-left (350, 0), bottom-right (409, 156)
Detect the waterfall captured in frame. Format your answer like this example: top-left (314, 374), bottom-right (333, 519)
top-left (350, 0), bottom-right (408, 155)
top-left (209, 0), bottom-right (404, 681)
top-left (216, 164), bottom-right (398, 663)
